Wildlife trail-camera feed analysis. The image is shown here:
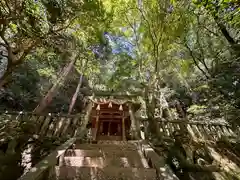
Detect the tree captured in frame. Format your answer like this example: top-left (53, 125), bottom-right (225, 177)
top-left (194, 0), bottom-right (240, 48)
top-left (97, 0), bottom-right (239, 130)
top-left (33, 52), bottom-right (78, 114)
top-left (103, 0), bottom-right (192, 139)
top-left (0, 0), bottom-right (107, 87)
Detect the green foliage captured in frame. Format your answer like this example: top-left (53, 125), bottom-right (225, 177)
top-left (0, 0), bottom-right (110, 83)
top-left (0, 0), bottom-right (240, 178)
top-left (0, 0), bottom-right (239, 127)
top-left (187, 105), bottom-right (207, 115)
top-left (0, 113), bottom-right (68, 180)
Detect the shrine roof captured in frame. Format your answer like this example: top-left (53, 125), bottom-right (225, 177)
top-left (88, 96), bottom-right (141, 111)
top-left (89, 97), bottom-right (129, 105)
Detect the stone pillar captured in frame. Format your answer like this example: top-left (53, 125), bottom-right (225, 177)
top-left (140, 141), bottom-right (179, 180)
top-left (128, 103), bottom-right (140, 140)
top-left (76, 98), bottom-right (93, 138)
top-left (93, 111), bottom-right (99, 141)
top-left (108, 121), bottom-right (111, 136)
top-left (122, 116), bottom-right (126, 141)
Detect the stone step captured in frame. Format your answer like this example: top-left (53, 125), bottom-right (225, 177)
top-left (64, 149), bottom-right (102, 157)
top-left (64, 149), bottom-right (145, 158)
top-left (97, 140), bottom-right (137, 145)
top-left (101, 149), bottom-right (144, 157)
top-left (54, 166), bottom-right (157, 180)
top-left (74, 143), bottom-right (138, 151)
top-left (59, 156), bottom-right (149, 168)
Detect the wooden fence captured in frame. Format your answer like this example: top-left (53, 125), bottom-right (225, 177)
top-left (0, 111), bottom-right (86, 180)
top-left (142, 119), bottom-right (237, 142)
top-left (0, 111), bottom-right (238, 180)
top-left (1, 111), bottom-right (237, 144)
top-left (17, 100), bottom-right (94, 180)
top-left (0, 111), bottom-right (84, 141)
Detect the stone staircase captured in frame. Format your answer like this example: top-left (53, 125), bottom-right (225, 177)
top-left (53, 140), bottom-right (158, 180)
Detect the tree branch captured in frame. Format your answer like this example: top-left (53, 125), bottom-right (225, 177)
top-left (185, 42), bottom-right (210, 80)
top-left (201, 25), bottom-right (220, 37)
top-left (0, 25), bottom-right (9, 47)
top-left (0, 24), bottom-right (14, 67)
top-left (137, 7), bottom-right (157, 59)
top-left (13, 40), bottom-right (39, 66)
top-left (202, 2), bottom-right (237, 45)
top-left (124, 13), bottom-right (144, 80)
top-left (52, 16), bottom-right (78, 33)
top-left (196, 16), bottom-right (211, 75)
top-left (215, 18), bottom-right (236, 45)
top-left (0, 1), bottom-right (9, 14)
top-left (2, 0), bottom-right (11, 14)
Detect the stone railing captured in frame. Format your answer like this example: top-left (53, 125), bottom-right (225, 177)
top-left (19, 137), bottom-right (77, 180)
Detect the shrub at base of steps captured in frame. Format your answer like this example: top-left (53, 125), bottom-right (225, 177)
top-left (0, 151), bottom-right (24, 180)
top-left (30, 137), bottom-right (68, 166)
top-left (0, 136), bottom-right (68, 180)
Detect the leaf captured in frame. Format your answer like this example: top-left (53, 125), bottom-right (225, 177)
top-left (9, 23), bottom-right (18, 33)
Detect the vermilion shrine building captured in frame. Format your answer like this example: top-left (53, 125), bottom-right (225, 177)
top-left (89, 96), bottom-right (141, 141)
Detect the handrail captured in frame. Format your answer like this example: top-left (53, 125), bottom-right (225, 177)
top-left (0, 111), bottom-right (84, 118)
top-left (3, 101), bottom-right (93, 180)
top-left (18, 99), bottom-right (94, 180)
top-left (140, 117), bottom-right (230, 126)
top-left (139, 140), bottom-right (179, 180)
top-left (92, 90), bottom-right (142, 97)
top-left (0, 113), bottom-right (82, 139)
top-left (18, 137), bottom-right (76, 180)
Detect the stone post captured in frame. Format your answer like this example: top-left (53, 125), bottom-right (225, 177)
top-left (122, 115), bottom-right (126, 141)
top-left (76, 97), bottom-right (93, 139)
top-left (128, 103), bottom-right (140, 140)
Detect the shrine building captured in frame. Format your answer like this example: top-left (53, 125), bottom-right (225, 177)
top-left (89, 97), bottom-right (140, 141)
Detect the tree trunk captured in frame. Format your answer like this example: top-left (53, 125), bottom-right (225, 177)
top-left (76, 98), bottom-right (94, 138)
top-left (0, 37), bottom-right (37, 89)
top-left (68, 59), bottom-right (89, 114)
top-left (68, 74), bottom-right (83, 114)
top-left (147, 107), bottom-right (162, 139)
top-left (0, 68), bottom-right (13, 88)
top-left (215, 19), bottom-right (236, 45)
top-left (144, 88), bottom-right (162, 140)
top-left (33, 54), bottom-right (77, 114)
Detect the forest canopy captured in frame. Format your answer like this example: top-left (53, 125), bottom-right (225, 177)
top-left (0, 0), bottom-right (239, 125)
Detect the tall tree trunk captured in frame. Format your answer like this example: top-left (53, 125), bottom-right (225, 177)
top-left (33, 54), bottom-right (77, 114)
top-left (68, 59), bottom-right (89, 114)
top-left (68, 74), bottom-right (83, 114)
top-left (144, 87), bottom-right (162, 140)
top-left (76, 98), bottom-right (94, 138)
top-left (215, 19), bottom-right (236, 45)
